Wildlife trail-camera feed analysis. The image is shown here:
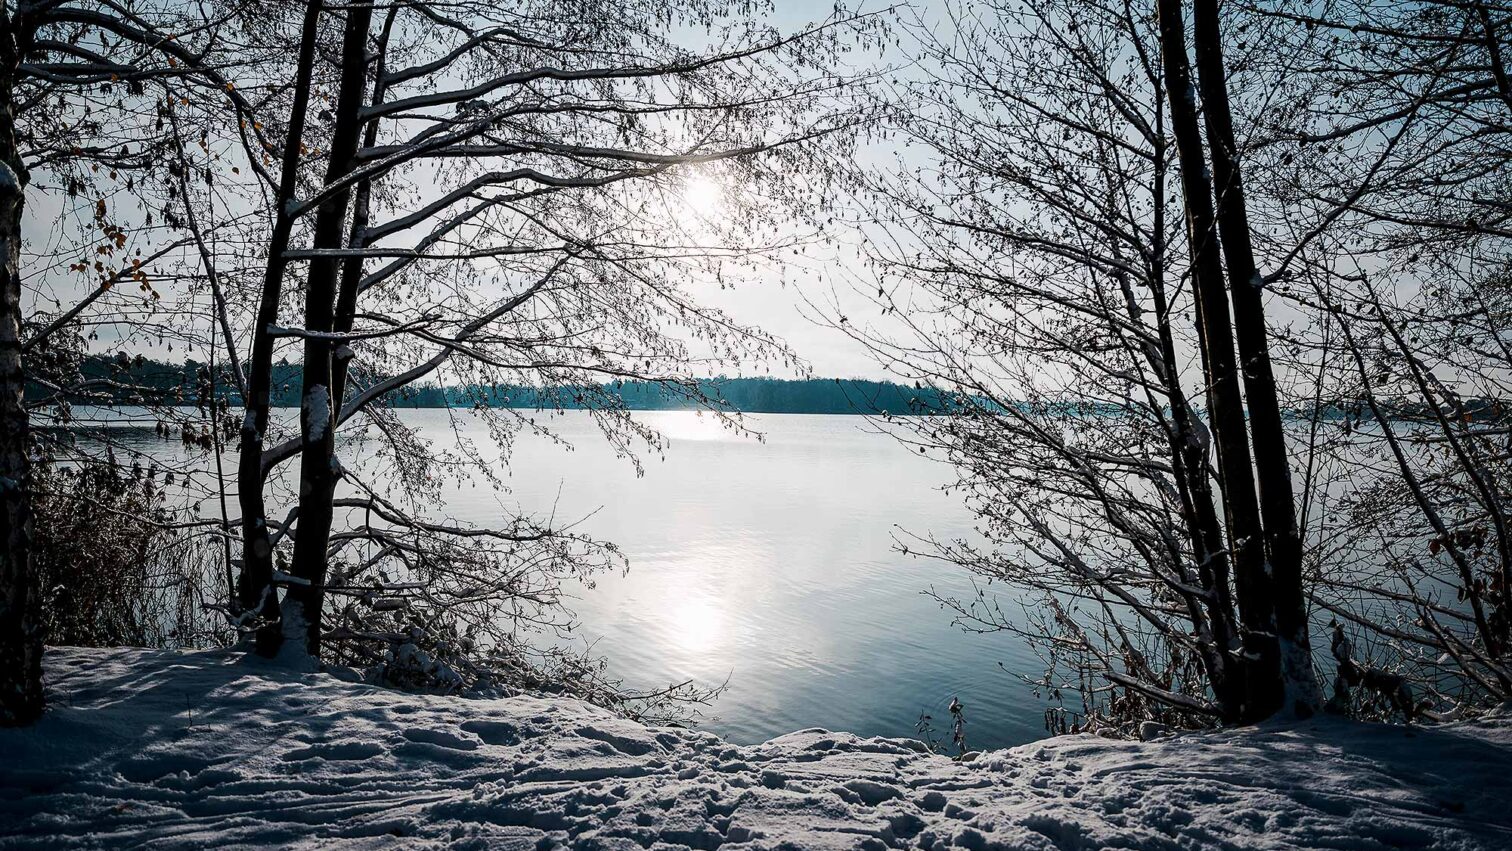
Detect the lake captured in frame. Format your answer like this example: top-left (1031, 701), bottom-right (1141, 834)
top-left (65, 408), bottom-right (1049, 749)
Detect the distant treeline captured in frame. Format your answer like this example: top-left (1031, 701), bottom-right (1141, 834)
top-left (32, 355), bottom-right (948, 415)
top-left (35, 355), bottom-right (1504, 420)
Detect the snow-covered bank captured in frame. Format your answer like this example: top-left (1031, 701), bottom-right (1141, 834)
top-left (2, 648), bottom-right (1509, 850)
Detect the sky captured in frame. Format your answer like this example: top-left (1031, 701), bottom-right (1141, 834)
top-left (23, 0), bottom-right (1411, 389)
top-left (19, 0), bottom-right (913, 383)
top-left (676, 0), bottom-right (923, 381)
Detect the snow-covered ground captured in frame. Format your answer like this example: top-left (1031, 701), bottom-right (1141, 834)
top-left (2, 648), bottom-right (1510, 849)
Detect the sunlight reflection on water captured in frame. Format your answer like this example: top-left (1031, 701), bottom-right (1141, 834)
top-left (668, 594), bottom-right (727, 654)
top-left (470, 411), bottom-right (1047, 747)
top-left (74, 408), bottom-right (1049, 748)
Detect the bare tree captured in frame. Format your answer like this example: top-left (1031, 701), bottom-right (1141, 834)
top-left (218, 0), bottom-right (884, 670)
top-left (0, 0), bottom-right (38, 726)
top-left (835, 0), bottom-right (1512, 731)
top-left (0, 0), bottom-right (281, 724)
top-left (831, 0), bottom-right (1266, 729)
top-left (1187, 0), bottom-right (1320, 716)
top-left (1157, 0), bottom-right (1297, 720)
top-left (1236, 0), bottom-right (1512, 715)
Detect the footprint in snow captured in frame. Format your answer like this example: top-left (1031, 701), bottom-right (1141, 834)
top-left (458, 720), bottom-right (520, 746)
top-left (402, 727), bottom-right (481, 751)
top-left (281, 741), bottom-right (385, 762)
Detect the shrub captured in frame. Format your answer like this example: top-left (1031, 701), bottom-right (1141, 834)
top-left (32, 460), bottom-right (227, 648)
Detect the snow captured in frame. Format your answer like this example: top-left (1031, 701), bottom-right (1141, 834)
top-left (304, 384), bottom-right (330, 443)
top-left (0, 161), bottom-right (21, 196)
top-left (240, 409), bottom-right (260, 440)
top-left (3, 647), bottom-right (1511, 850)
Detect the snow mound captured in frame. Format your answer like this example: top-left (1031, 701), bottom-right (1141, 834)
top-left (2, 647), bottom-right (1510, 849)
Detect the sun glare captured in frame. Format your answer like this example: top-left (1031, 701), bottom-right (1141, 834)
top-left (681, 173), bottom-right (725, 218)
top-left (660, 410), bottom-right (732, 443)
top-left (669, 596), bottom-right (726, 653)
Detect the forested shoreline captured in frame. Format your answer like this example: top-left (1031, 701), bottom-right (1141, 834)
top-left (27, 355), bottom-right (951, 414)
top-left (30, 355), bottom-right (1502, 422)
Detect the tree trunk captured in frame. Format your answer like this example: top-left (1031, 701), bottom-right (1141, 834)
top-left (329, 10), bottom-right (393, 411)
top-left (0, 4), bottom-right (39, 726)
top-left (282, 0), bottom-right (374, 659)
top-left (1190, 0), bottom-right (1320, 717)
top-left (1156, 0), bottom-right (1284, 722)
top-left (1145, 122), bottom-right (1245, 721)
top-left (236, 0), bottom-right (322, 655)
top-left (1147, 273), bottom-right (1245, 719)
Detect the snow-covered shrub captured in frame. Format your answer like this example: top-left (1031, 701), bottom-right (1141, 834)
top-left (375, 626), bottom-right (469, 694)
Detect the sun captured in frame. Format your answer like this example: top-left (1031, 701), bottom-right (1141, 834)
top-left (680, 173), bottom-right (725, 218)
